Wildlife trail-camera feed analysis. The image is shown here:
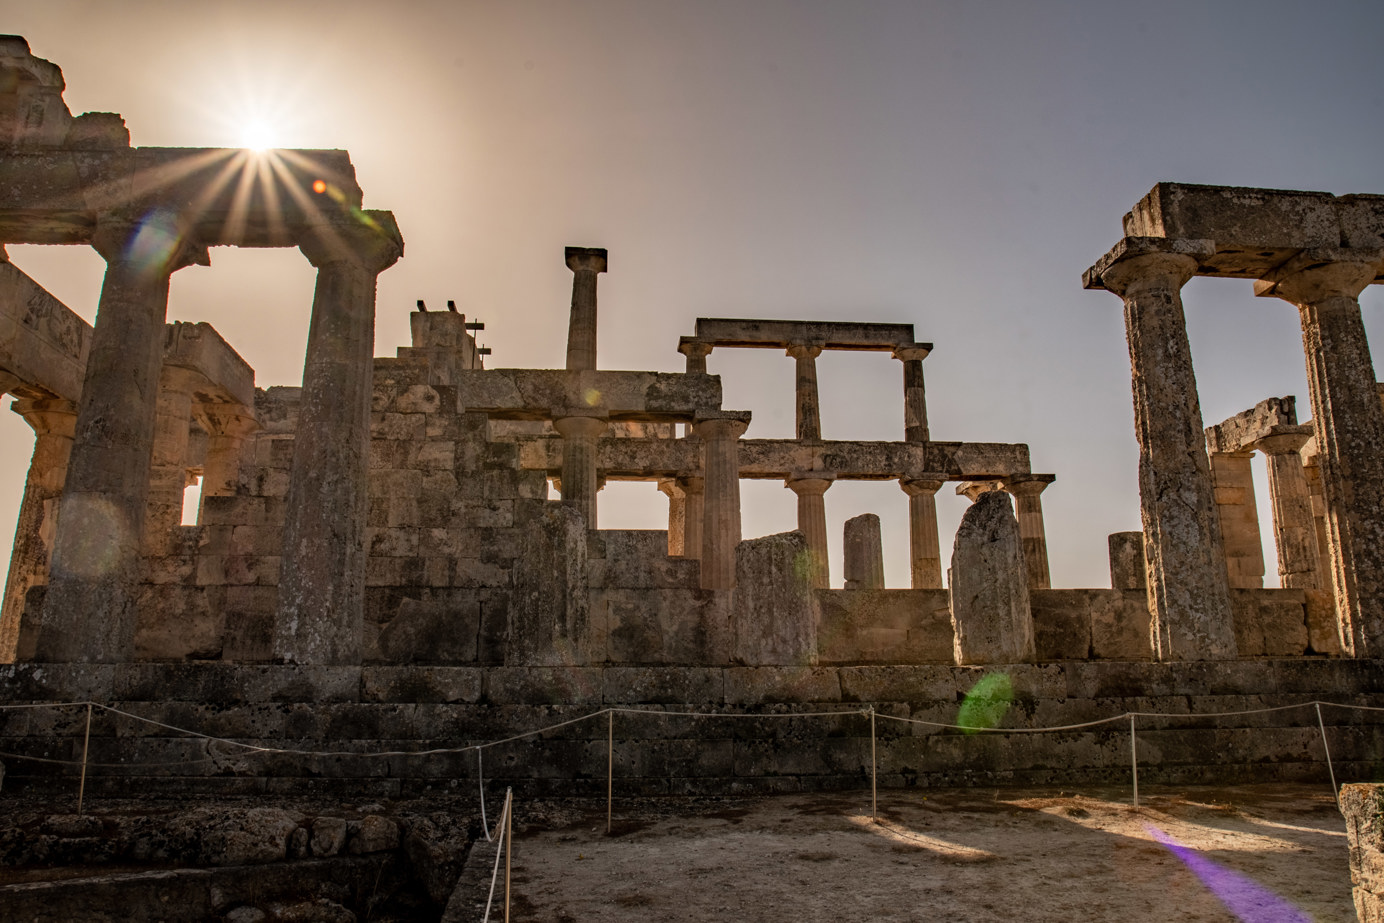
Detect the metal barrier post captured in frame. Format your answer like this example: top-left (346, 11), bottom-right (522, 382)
top-left (1129, 714), bottom-right (1138, 808)
top-left (77, 703), bottom-right (92, 814)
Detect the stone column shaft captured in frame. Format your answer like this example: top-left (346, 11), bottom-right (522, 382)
top-left (680, 341), bottom-right (712, 375)
top-left (678, 476), bottom-right (704, 562)
top-left (1005, 477), bottom-right (1053, 590)
top-left (275, 217), bottom-right (402, 666)
top-left (1258, 251), bottom-right (1384, 655)
top-left (658, 478), bottom-right (686, 556)
top-left (695, 418), bottom-right (748, 589)
top-left (142, 381), bottom-right (194, 554)
top-left (554, 416), bottom-right (607, 529)
top-left (787, 345), bottom-right (823, 442)
top-left (37, 217), bottom-right (207, 663)
top-left (564, 247), bottom-right (607, 372)
top-left (843, 513), bottom-right (885, 590)
top-left (787, 475), bottom-right (832, 589)
top-left (894, 345), bottom-right (931, 443)
top-left (1, 398), bottom-right (77, 662)
top-left (900, 478), bottom-right (944, 589)
top-left (1257, 433), bottom-right (1321, 589)
top-left (1208, 451), bottom-right (1264, 589)
top-left (1099, 242), bottom-right (1235, 661)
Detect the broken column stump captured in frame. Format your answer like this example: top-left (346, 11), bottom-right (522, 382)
top-left (948, 491), bottom-right (1035, 665)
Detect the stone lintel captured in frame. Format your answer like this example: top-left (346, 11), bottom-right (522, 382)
top-left (692, 317), bottom-right (917, 351)
top-left (454, 368), bottom-right (726, 421)
top-left (0, 259), bottom-right (91, 401)
top-left (1205, 396), bottom-right (1300, 454)
top-left (0, 148), bottom-right (365, 247)
top-left (1083, 237), bottom-right (1215, 291)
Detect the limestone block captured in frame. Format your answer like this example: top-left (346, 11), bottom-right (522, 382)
top-left (1342, 784), bottom-right (1384, 922)
top-left (816, 589), bottom-right (953, 664)
top-left (1090, 591), bottom-right (1153, 661)
top-left (1029, 589), bottom-right (1094, 661)
top-left (376, 594), bottom-right (480, 664)
top-left (1230, 589), bottom-right (1309, 658)
top-left (348, 815), bottom-right (400, 855)
top-left (134, 585), bottom-right (226, 661)
top-left (309, 817), bottom-right (347, 857)
top-left (731, 531), bottom-right (819, 666)
top-left (600, 588), bottom-right (727, 665)
top-left (1305, 589), bottom-right (1341, 655)
top-left (507, 503), bottom-right (591, 666)
top-left (948, 491), bottom-right (1035, 665)
top-left (723, 666), bottom-right (841, 705)
top-left (1107, 532), bottom-right (1145, 591)
top-left (602, 667), bottom-right (725, 704)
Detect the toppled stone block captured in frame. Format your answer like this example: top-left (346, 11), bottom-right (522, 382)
top-left (348, 815), bottom-right (399, 855)
top-left (949, 491), bottom-right (1034, 665)
top-left (309, 817), bottom-right (347, 857)
top-left (186, 808), bottom-right (303, 866)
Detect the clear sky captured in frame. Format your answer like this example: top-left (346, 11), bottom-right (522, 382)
top-left (4, 0), bottom-right (1384, 590)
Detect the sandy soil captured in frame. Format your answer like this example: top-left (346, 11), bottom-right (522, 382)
top-left (505, 784), bottom-right (1352, 922)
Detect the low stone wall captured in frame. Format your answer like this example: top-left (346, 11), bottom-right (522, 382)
top-left (1342, 783), bottom-right (1384, 922)
top-left (0, 661), bottom-right (1378, 799)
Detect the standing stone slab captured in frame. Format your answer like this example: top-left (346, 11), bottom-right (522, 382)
top-left (948, 491), bottom-right (1034, 665)
top-left (507, 503), bottom-right (590, 665)
top-left (732, 531), bottom-right (818, 665)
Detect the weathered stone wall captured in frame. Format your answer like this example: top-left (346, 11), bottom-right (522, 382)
top-left (1343, 783), bottom-right (1384, 923)
top-left (0, 661), bottom-right (1377, 798)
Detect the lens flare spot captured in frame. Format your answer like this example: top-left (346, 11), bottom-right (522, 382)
top-left (49, 495), bottom-right (129, 580)
top-left (124, 209), bottom-right (184, 277)
top-left (1144, 824), bottom-right (1312, 922)
top-left (583, 388), bottom-right (601, 407)
top-left (312, 179), bottom-right (327, 194)
top-left (957, 672), bottom-right (1013, 734)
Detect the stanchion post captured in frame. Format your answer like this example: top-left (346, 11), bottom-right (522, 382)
top-left (1315, 703), bottom-right (1339, 804)
top-left (1129, 714), bottom-right (1138, 808)
top-left (78, 702), bottom-right (92, 815)
top-left (505, 787), bottom-right (513, 923)
top-left (607, 709), bottom-right (614, 835)
top-left (870, 707), bottom-right (878, 824)
top-left (477, 749), bottom-right (490, 841)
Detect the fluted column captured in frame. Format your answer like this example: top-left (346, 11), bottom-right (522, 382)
top-left (658, 478), bottom-right (686, 556)
top-left (786, 474), bottom-right (833, 589)
top-left (786, 345), bottom-right (823, 441)
top-left (1, 398), bottom-right (77, 662)
top-left (679, 340), bottom-right (712, 374)
top-left (893, 344), bottom-right (931, 443)
top-left (694, 416), bottom-right (748, 589)
top-left (564, 247), bottom-right (607, 372)
top-left (553, 416), bottom-right (608, 529)
top-left (900, 477), bottom-right (944, 589)
top-left (1257, 249), bottom-right (1384, 656)
top-left (1255, 431), bottom-right (1321, 589)
top-left (1095, 238), bottom-right (1235, 661)
top-left (1207, 451), bottom-right (1264, 589)
top-left (677, 475), bottom-right (704, 562)
top-left (37, 215), bottom-right (209, 663)
top-left (275, 214), bottom-right (402, 666)
top-left (142, 369), bottom-right (196, 555)
top-left (1005, 475), bottom-right (1054, 590)
top-left (843, 513), bottom-right (885, 590)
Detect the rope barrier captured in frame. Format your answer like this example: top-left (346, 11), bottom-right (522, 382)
top-left (477, 749), bottom-right (490, 842)
top-left (1316, 703), bottom-right (1339, 805)
top-left (481, 787), bottom-right (512, 923)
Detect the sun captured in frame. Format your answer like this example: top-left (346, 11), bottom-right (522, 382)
top-left (239, 120), bottom-right (276, 152)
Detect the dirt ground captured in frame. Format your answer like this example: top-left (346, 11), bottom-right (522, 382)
top-left (505, 784), bottom-right (1352, 922)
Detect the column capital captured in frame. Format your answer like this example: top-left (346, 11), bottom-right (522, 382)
top-left (565, 246), bottom-right (608, 274)
top-left (1253, 248), bottom-right (1384, 304)
top-left (900, 476), bottom-right (945, 497)
top-left (657, 477), bottom-right (684, 499)
top-left (1004, 473), bottom-right (1055, 497)
top-left (957, 479), bottom-right (1006, 502)
top-left (692, 412), bottom-right (750, 440)
top-left (678, 338), bottom-right (713, 361)
top-left (10, 396), bottom-right (78, 436)
top-left (785, 343), bottom-right (823, 360)
top-left (298, 212), bottom-right (404, 273)
top-left (91, 211), bottom-right (210, 273)
top-left (553, 415), bottom-right (609, 440)
top-left (1253, 427), bottom-right (1313, 456)
top-left (0, 371), bottom-right (21, 397)
top-left (785, 473), bottom-right (835, 496)
top-left (675, 474), bottom-right (705, 495)
top-left (1084, 237), bottom-right (1214, 296)
top-left (892, 343), bottom-right (932, 362)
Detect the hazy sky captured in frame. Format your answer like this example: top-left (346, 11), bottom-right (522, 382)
top-left (4, 0), bottom-right (1384, 589)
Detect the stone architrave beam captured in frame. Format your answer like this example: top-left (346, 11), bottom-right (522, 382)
top-left (689, 318), bottom-right (923, 352)
top-left (454, 368), bottom-right (724, 422)
top-left (0, 257), bottom-right (91, 402)
top-left (1085, 236), bottom-right (1236, 661)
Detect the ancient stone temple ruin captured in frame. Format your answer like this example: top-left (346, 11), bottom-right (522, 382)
top-left (1, 37), bottom-right (1381, 805)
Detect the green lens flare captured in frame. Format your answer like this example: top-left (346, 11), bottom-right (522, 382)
top-left (957, 673), bottom-right (1013, 735)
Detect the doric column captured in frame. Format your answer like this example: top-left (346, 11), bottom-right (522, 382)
top-left (843, 513), bottom-right (885, 590)
top-left (1302, 446), bottom-right (1332, 585)
top-left (1207, 451), bottom-right (1264, 589)
top-left (195, 408), bottom-right (259, 514)
top-left (1256, 249), bottom-right (1384, 656)
top-left (1004, 474), bottom-right (1054, 590)
top-left (657, 478), bottom-right (686, 556)
top-left (553, 415), bottom-right (608, 529)
top-left (36, 215), bottom-right (209, 663)
top-left (786, 473), bottom-right (833, 589)
top-left (899, 477), bottom-right (944, 589)
top-left (275, 214), bottom-right (402, 666)
top-left (141, 369), bottom-right (196, 555)
top-left (1, 398), bottom-right (77, 663)
top-left (679, 340), bottom-right (712, 375)
top-left (694, 415), bottom-right (749, 589)
top-left (564, 247), bottom-right (607, 372)
top-left (1254, 430), bottom-right (1321, 590)
top-left (677, 475), bottom-right (704, 562)
top-left (786, 345), bottom-right (823, 441)
top-left (893, 344), bottom-right (932, 443)
top-left (1095, 238), bottom-right (1235, 661)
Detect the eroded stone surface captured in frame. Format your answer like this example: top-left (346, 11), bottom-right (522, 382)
top-left (948, 491), bottom-right (1034, 665)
